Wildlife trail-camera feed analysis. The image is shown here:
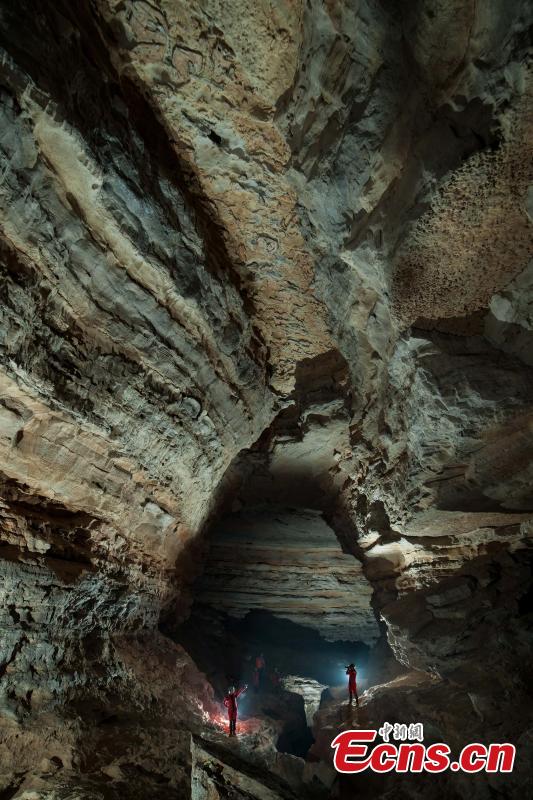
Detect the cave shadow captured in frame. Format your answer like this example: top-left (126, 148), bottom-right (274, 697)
top-left (226, 610), bottom-right (369, 688)
top-left (175, 606), bottom-right (369, 693)
top-left (276, 716), bottom-right (315, 759)
top-left (173, 606), bottom-right (370, 760)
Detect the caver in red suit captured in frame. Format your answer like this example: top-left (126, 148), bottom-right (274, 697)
top-left (224, 684), bottom-right (247, 735)
top-left (346, 664), bottom-right (359, 706)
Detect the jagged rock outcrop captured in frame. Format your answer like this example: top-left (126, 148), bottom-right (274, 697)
top-left (280, 676), bottom-right (327, 728)
top-left (0, 0), bottom-right (532, 798)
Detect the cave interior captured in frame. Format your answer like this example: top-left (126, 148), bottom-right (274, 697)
top-left (0, 0), bottom-right (532, 799)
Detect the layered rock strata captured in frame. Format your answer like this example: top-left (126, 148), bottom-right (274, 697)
top-left (196, 508), bottom-right (379, 643)
top-left (0, 0), bottom-right (532, 798)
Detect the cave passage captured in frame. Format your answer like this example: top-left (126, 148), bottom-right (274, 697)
top-left (175, 606), bottom-right (370, 759)
top-left (177, 607), bottom-right (370, 693)
top-left (175, 505), bottom-right (376, 694)
top-left (172, 504), bottom-right (376, 760)
top-left (2, 0), bottom-right (533, 797)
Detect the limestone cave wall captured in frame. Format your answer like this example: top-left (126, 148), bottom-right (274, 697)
top-left (0, 1), bottom-right (532, 799)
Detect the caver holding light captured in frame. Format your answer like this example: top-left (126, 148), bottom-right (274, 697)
top-left (346, 663), bottom-right (359, 706)
top-left (223, 683), bottom-right (248, 736)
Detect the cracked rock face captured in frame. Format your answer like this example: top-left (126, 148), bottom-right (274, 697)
top-left (0, 1), bottom-right (532, 799)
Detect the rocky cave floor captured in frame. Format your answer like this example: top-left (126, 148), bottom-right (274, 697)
top-left (1, 0), bottom-right (533, 798)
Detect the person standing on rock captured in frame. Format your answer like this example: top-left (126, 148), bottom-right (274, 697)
top-left (252, 667), bottom-right (260, 693)
top-left (255, 653), bottom-right (266, 691)
top-left (224, 684), bottom-right (248, 736)
top-left (346, 663), bottom-right (359, 706)
top-left (271, 666), bottom-right (281, 691)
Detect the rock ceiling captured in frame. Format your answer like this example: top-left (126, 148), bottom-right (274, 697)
top-left (0, 0), bottom-right (532, 798)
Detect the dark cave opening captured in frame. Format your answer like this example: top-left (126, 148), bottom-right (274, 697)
top-left (275, 714), bottom-right (316, 759)
top-left (225, 611), bottom-right (369, 689)
top-left (166, 490), bottom-right (383, 761)
top-left (174, 605), bottom-right (370, 759)
top-left (175, 606), bottom-right (369, 691)
top-left (0, 783), bottom-right (24, 800)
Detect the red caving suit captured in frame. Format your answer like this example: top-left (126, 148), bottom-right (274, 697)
top-left (224, 686), bottom-right (246, 721)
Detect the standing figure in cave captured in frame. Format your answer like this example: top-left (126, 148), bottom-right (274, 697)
top-left (271, 666), bottom-right (281, 691)
top-left (346, 663), bottom-right (359, 706)
top-left (224, 684), bottom-right (248, 736)
top-left (255, 653), bottom-right (266, 691)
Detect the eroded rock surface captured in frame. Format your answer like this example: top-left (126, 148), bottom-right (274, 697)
top-left (0, 0), bottom-right (532, 798)
top-left (196, 508), bottom-right (379, 643)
